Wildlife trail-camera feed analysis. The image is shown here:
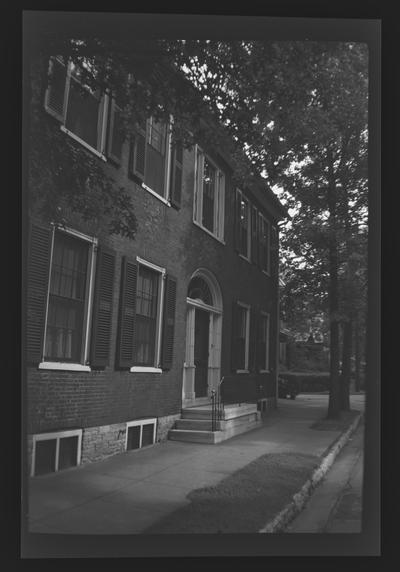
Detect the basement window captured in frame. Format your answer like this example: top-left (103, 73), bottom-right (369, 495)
top-left (126, 418), bottom-right (157, 451)
top-left (31, 429), bottom-right (82, 476)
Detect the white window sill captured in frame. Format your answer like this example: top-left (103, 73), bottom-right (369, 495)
top-left (259, 369), bottom-right (270, 374)
top-left (60, 126), bottom-right (107, 161)
top-left (192, 220), bottom-right (225, 245)
top-left (141, 183), bottom-right (171, 207)
top-left (130, 366), bottom-right (162, 373)
top-left (238, 253), bottom-right (251, 263)
top-left (236, 369), bottom-right (249, 374)
top-left (39, 362), bottom-right (91, 372)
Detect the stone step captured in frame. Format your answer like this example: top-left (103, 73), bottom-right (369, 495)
top-left (168, 429), bottom-right (217, 444)
top-left (175, 418), bottom-right (222, 431)
top-left (181, 403), bottom-right (258, 421)
top-left (168, 412), bottom-right (262, 444)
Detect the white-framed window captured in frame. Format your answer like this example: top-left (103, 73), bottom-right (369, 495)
top-left (258, 312), bottom-right (270, 372)
top-left (126, 418), bottom-right (157, 451)
top-left (39, 226), bottom-right (97, 371)
top-left (130, 258), bottom-right (166, 372)
top-left (235, 302), bottom-right (250, 372)
top-left (258, 213), bottom-right (271, 274)
top-left (237, 189), bottom-right (251, 259)
top-left (129, 117), bottom-right (178, 205)
top-left (193, 146), bottom-right (225, 241)
top-left (44, 57), bottom-right (109, 158)
top-left (31, 429), bottom-right (83, 476)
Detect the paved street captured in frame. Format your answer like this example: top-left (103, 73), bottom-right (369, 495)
top-left (286, 408), bottom-right (364, 533)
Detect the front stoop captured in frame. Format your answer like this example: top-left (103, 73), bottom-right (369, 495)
top-left (168, 403), bottom-right (262, 444)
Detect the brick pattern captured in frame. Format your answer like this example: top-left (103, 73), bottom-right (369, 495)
top-left (26, 64), bottom-right (281, 460)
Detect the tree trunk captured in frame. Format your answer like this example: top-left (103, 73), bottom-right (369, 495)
top-left (340, 319), bottom-right (352, 410)
top-left (326, 157), bottom-right (341, 419)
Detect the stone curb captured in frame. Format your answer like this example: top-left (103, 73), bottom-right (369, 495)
top-left (258, 411), bottom-right (363, 533)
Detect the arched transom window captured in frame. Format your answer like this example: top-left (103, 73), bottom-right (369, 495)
top-left (187, 276), bottom-right (213, 306)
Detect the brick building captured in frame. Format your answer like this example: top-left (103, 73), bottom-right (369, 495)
top-left (25, 55), bottom-right (287, 476)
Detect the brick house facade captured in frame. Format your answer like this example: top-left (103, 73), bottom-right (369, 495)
top-left (25, 55), bottom-right (287, 476)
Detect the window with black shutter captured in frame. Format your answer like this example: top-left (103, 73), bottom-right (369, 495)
top-left (116, 258), bottom-right (174, 371)
top-left (28, 224), bottom-right (99, 369)
top-left (194, 147), bottom-right (225, 240)
top-left (129, 117), bottom-right (174, 202)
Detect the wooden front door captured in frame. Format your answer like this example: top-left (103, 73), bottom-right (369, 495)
top-left (194, 308), bottom-right (210, 397)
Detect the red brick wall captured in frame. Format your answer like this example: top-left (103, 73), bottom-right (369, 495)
top-left (26, 65), bottom-right (280, 437)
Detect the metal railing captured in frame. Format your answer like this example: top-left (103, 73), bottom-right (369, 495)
top-left (211, 377), bottom-right (225, 431)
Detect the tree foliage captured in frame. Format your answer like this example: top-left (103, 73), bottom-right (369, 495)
top-left (26, 29), bottom-right (368, 415)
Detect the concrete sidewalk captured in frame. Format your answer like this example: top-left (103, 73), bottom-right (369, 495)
top-left (27, 394), bottom-right (365, 535)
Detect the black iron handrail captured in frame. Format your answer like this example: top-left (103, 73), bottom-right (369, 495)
top-left (211, 376), bottom-right (225, 431)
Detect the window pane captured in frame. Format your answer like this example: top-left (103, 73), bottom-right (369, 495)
top-left (58, 436), bottom-right (79, 470)
top-left (149, 120), bottom-right (166, 154)
top-left (66, 78), bottom-right (100, 149)
top-left (45, 232), bottom-right (88, 362)
top-left (35, 439), bottom-right (57, 476)
top-left (127, 425), bottom-right (141, 450)
top-left (202, 158), bottom-right (216, 232)
top-left (141, 423), bottom-right (155, 447)
top-left (135, 266), bottom-right (159, 366)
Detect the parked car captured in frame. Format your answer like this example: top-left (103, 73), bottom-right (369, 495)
top-left (278, 377), bottom-right (299, 400)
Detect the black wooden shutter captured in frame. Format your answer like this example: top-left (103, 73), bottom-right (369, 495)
top-left (231, 300), bottom-right (240, 371)
top-left (116, 257), bottom-right (138, 369)
top-left (106, 99), bottom-right (124, 165)
top-left (26, 223), bottom-right (52, 364)
top-left (90, 245), bottom-right (116, 368)
top-left (161, 274), bottom-right (177, 370)
top-left (169, 142), bottom-right (183, 209)
top-left (249, 306), bottom-right (259, 373)
top-left (45, 58), bottom-right (67, 122)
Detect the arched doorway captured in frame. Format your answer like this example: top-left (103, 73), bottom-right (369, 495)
top-left (182, 269), bottom-right (223, 406)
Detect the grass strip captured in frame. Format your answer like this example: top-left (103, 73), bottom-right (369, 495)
top-left (144, 452), bottom-right (318, 534)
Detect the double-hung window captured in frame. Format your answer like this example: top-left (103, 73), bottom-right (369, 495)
top-left (27, 222), bottom-right (116, 371)
top-left (237, 190), bottom-right (251, 259)
top-left (258, 213), bottom-right (271, 274)
top-left (116, 257), bottom-right (177, 372)
top-left (41, 228), bottom-right (97, 369)
top-left (129, 117), bottom-right (184, 207)
top-left (194, 147), bottom-right (225, 241)
top-left (44, 57), bottom-right (109, 158)
top-left (134, 263), bottom-right (163, 368)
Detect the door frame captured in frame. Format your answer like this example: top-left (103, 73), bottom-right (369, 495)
top-left (182, 270), bottom-right (223, 407)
